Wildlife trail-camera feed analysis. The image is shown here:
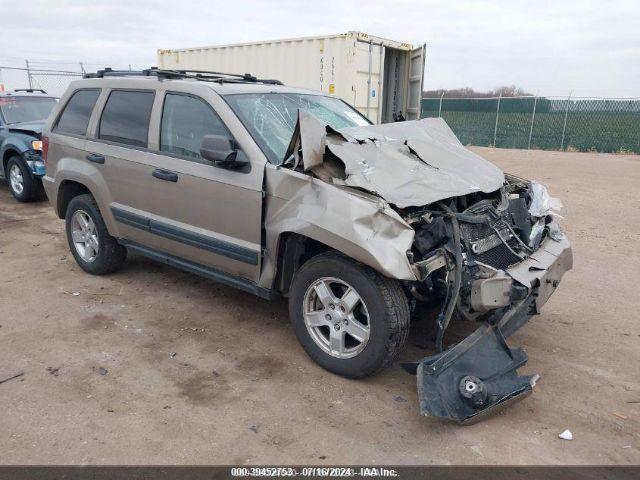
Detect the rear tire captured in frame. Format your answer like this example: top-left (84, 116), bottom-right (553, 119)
top-left (65, 194), bottom-right (127, 275)
top-left (288, 252), bottom-right (410, 379)
top-left (6, 156), bottom-right (41, 202)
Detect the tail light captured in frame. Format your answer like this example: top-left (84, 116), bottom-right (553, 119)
top-left (41, 136), bottom-right (49, 165)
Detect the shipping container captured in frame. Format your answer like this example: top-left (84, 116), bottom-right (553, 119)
top-left (157, 31), bottom-right (426, 124)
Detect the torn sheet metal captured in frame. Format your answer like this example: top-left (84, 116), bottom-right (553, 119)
top-left (415, 321), bottom-right (538, 424)
top-left (258, 167), bottom-right (417, 289)
top-left (294, 110), bottom-right (328, 171)
top-left (289, 114), bottom-right (505, 208)
top-left (285, 109), bottom-right (352, 171)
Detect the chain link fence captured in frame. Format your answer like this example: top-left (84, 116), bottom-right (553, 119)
top-left (422, 96), bottom-right (640, 153)
top-left (0, 65), bottom-right (82, 97)
top-left (0, 59), bottom-right (145, 97)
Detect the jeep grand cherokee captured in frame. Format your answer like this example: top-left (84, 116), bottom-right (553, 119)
top-left (41, 69), bottom-right (572, 423)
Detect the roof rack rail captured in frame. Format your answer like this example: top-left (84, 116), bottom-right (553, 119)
top-left (83, 67), bottom-right (152, 79)
top-left (83, 67), bottom-right (283, 85)
top-left (13, 88), bottom-right (47, 94)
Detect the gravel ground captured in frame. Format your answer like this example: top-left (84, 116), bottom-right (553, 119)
top-left (0, 147), bottom-right (638, 465)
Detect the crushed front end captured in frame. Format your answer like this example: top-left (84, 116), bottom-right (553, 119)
top-left (284, 113), bottom-right (572, 423)
top-left (403, 175), bottom-right (572, 424)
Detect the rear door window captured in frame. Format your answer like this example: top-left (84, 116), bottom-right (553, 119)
top-left (55, 89), bottom-right (101, 136)
top-left (160, 93), bottom-right (230, 160)
top-left (99, 90), bottom-right (154, 147)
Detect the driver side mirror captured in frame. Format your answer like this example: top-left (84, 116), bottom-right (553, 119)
top-left (200, 134), bottom-right (248, 170)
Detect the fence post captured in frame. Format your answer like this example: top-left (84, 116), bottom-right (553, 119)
top-left (560, 93), bottom-right (571, 150)
top-left (493, 94), bottom-right (501, 147)
top-left (528, 96), bottom-right (538, 150)
top-left (438, 91), bottom-right (444, 117)
top-left (25, 60), bottom-right (33, 89)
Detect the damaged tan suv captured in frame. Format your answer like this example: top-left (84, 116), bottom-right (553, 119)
top-left (42, 69), bottom-right (572, 423)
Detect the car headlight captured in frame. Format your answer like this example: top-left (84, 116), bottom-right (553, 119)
top-left (31, 140), bottom-right (43, 151)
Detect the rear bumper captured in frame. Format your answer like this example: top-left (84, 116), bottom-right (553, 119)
top-left (412, 231), bottom-right (572, 424)
top-left (41, 175), bottom-right (58, 214)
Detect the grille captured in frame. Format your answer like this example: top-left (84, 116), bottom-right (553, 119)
top-left (460, 222), bottom-right (493, 242)
top-left (474, 244), bottom-right (522, 270)
top-left (460, 222), bottom-right (523, 270)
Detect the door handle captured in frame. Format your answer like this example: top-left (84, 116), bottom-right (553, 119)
top-left (152, 168), bottom-right (178, 182)
top-left (86, 153), bottom-right (105, 164)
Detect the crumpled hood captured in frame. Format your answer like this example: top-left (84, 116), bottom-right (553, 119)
top-left (289, 112), bottom-right (505, 208)
top-left (8, 120), bottom-right (44, 136)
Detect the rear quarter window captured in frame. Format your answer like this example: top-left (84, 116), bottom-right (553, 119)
top-left (54, 89), bottom-right (101, 136)
top-left (99, 90), bottom-right (154, 148)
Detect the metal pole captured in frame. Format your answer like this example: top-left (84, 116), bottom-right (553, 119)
top-left (560, 93), bottom-right (571, 150)
top-left (438, 91), bottom-right (444, 117)
top-left (366, 41), bottom-right (372, 120)
top-left (25, 60), bottom-right (33, 89)
top-left (528, 96), bottom-right (538, 150)
top-left (493, 94), bottom-right (501, 147)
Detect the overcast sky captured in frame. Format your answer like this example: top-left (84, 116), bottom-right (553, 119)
top-left (1, 0), bottom-right (638, 97)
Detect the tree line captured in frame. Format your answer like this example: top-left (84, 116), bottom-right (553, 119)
top-left (423, 85), bottom-right (532, 98)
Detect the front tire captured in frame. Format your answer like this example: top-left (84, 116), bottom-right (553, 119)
top-left (6, 156), bottom-right (41, 202)
top-left (289, 252), bottom-right (410, 379)
top-left (65, 194), bottom-right (127, 275)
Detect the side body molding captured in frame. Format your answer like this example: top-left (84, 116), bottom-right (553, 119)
top-left (110, 206), bottom-right (259, 265)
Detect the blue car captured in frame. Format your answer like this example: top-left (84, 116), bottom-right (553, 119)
top-left (0, 89), bottom-right (58, 202)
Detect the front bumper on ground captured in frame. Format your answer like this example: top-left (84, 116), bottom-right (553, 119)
top-left (413, 233), bottom-right (572, 424)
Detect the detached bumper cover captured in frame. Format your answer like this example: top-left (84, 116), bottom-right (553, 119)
top-left (417, 319), bottom-right (536, 425)
top-left (414, 234), bottom-right (572, 424)
top-left (23, 151), bottom-right (45, 177)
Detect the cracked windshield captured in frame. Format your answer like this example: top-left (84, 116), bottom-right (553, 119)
top-left (225, 93), bottom-right (370, 164)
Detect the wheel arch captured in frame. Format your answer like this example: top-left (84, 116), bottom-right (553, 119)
top-left (271, 228), bottom-right (416, 296)
top-left (264, 217), bottom-right (417, 294)
top-left (2, 146), bottom-right (23, 175)
top-left (273, 232), bottom-right (334, 295)
top-left (56, 180), bottom-right (94, 219)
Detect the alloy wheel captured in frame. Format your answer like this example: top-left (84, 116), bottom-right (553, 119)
top-left (70, 210), bottom-right (99, 262)
top-left (302, 277), bottom-right (371, 359)
top-left (9, 164), bottom-right (24, 195)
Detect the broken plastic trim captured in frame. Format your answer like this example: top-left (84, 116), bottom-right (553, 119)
top-left (410, 297), bottom-right (539, 424)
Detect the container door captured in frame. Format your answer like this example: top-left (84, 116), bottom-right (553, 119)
top-left (352, 40), bottom-right (383, 123)
top-left (406, 44), bottom-right (426, 120)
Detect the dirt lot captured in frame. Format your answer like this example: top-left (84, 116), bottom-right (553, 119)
top-left (0, 147), bottom-right (638, 465)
